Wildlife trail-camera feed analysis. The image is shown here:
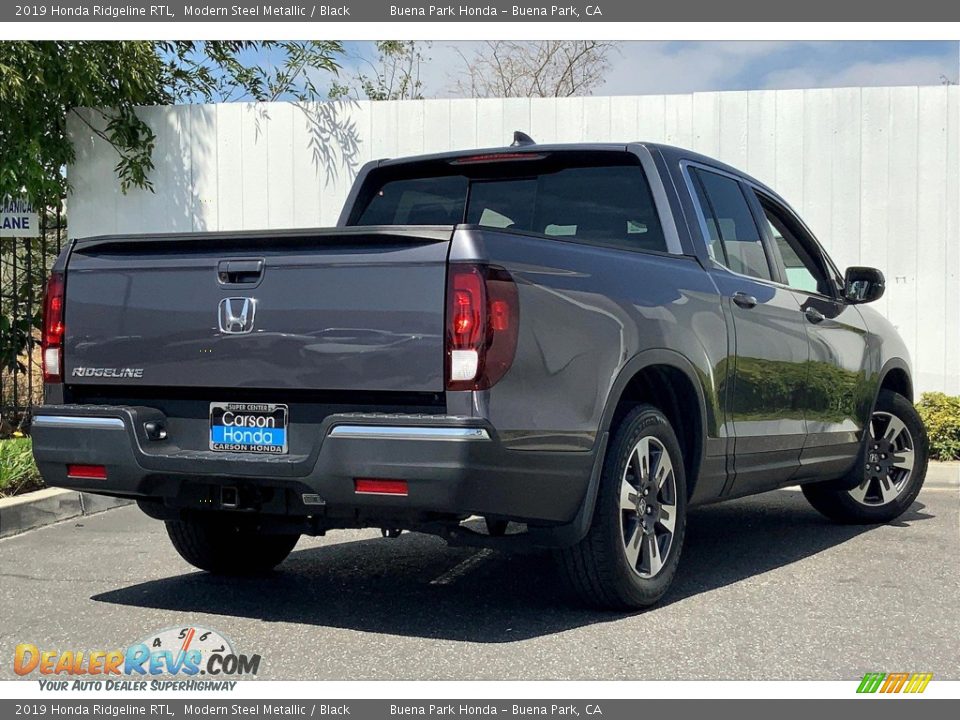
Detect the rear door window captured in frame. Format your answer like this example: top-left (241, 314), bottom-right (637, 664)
top-left (691, 168), bottom-right (772, 281)
top-left (354, 155), bottom-right (668, 253)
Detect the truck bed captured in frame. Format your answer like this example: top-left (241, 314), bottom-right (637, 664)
top-left (62, 226), bottom-right (453, 393)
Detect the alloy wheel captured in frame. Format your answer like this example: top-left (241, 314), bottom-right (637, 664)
top-left (619, 436), bottom-right (678, 578)
top-left (849, 410), bottom-right (915, 506)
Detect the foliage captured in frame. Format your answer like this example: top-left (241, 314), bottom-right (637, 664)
top-left (0, 42), bottom-right (343, 389)
top-left (0, 231), bottom-right (51, 377)
top-left (916, 392), bottom-right (960, 461)
top-left (329, 41), bottom-right (428, 101)
top-left (453, 41), bottom-right (618, 98)
top-left (0, 41), bottom-right (344, 203)
top-left (0, 437), bottom-right (42, 497)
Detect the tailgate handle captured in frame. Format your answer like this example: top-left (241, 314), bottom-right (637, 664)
top-left (218, 259), bottom-right (264, 284)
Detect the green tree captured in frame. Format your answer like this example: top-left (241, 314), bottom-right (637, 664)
top-left (0, 41), bottom-right (344, 203)
top-left (453, 41), bottom-right (618, 98)
top-left (330, 41), bottom-right (428, 101)
top-left (0, 41), bottom-right (344, 406)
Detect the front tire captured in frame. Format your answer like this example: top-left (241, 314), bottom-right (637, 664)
top-left (802, 390), bottom-right (928, 524)
top-left (166, 516), bottom-right (300, 574)
top-left (557, 405), bottom-right (687, 610)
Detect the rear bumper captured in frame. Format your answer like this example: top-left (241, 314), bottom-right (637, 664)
top-left (30, 405), bottom-right (595, 532)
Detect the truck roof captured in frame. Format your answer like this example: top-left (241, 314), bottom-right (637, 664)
top-left (374, 140), bottom-right (781, 200)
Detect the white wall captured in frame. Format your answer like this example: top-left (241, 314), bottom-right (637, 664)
top-left (67, 87), bottom-right (960, 394)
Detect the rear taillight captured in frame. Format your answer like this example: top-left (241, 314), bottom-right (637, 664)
top-left (446, 263), bottom-right (519, 391)
top-left (41, 272), bottom-right (65, 384)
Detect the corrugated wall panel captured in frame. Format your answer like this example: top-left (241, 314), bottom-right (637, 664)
top-left (215, 103), bottom-right (244, 232)
top-left (828, 88), bottom-right (862, 270)
top-left (189, 104), bottom-right (218, 232)
top-left (66, 87), bottom-right (960, 393)
top-left (859, 88), bottom-right (892, 321)
top-left (886, 87), bottom-right (920, 371)
top-left (944, 87), bottom-right (960, 395)
top-left (915, 86), bottom-right (950, 394)
top-left (745, 90), bottom-right (777, 183)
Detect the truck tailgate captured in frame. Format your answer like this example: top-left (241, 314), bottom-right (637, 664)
top-left (63, 227), bottom-right (451, 392)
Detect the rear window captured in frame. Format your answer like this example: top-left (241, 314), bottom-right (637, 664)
top-left (352, 154), bottom-right (667, 253)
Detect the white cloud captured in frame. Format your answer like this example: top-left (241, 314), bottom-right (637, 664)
top-left (337, 42), bottom-right (958, 99)
top-left (760, 56), bottom-right (955, 90)
top-left (417, 41), bottom-right (799, 97)
top-left (598, 41), bottom-right (796, 95)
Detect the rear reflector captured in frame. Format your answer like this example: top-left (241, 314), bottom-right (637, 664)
top-left (67, 464), bottom-right (107, 480)
top-left (354, 478), bottom-right (408, 496)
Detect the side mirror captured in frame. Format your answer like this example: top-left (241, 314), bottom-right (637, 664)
top-left (843, 266), bottom-right (885, 304)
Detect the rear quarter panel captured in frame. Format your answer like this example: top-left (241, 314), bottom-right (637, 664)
top-left (449, 227), bottom-right (731, 453)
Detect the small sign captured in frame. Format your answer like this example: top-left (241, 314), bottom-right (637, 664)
top-left (0, 196), bottom-right (39, 238)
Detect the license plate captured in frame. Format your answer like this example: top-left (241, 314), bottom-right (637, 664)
top-left (209, 403), bottom-right (288, 455)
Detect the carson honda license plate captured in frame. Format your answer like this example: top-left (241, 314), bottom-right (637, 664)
top-left (209, 402), bottom-right (288, 455)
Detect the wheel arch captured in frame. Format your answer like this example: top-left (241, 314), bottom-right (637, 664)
top-left (533, 349), bottom-right (710, 549)
top-left (877, 359), bottom-right (913, 403)
top-left (598, 349), bottom-right (709, 501)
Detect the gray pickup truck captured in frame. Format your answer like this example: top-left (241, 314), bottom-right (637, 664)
top-left (32, 136), bottom-right (928, 609)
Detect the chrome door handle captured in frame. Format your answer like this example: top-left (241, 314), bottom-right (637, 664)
top-left (732, 292), bottom-right (757, 309)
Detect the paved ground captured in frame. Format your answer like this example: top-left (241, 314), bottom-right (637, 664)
top-left (1, 471), bottom-right (957, 681)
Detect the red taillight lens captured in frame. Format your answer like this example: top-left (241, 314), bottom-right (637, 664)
top-left (451, 266), bottom-right (485, 349)
top-left (446, 264), bottom-right (519, 391)
top-left (67, 464), bottom-right (107, 480)
top-left (490, 300), bottom-right (510, 332)
top-left (42, 272), bottom-right (65, 384)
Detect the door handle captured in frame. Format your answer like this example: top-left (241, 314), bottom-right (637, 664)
top-left (732, 292), bottom-right (757, 309)
top-left (804, 307), bottom-right (825, 324)
top-left (218, 259), bottom-right (264, 285)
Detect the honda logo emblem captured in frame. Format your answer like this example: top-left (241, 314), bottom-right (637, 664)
top-left (218, 298), bottom-right (256, 334)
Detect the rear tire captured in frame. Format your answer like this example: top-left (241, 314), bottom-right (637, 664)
top-left (557, 405), bottom-right (687, 611)
top-left (166, 516), bottom-right (300, 574)
top-left (802, 390), bottom-right (928, 524)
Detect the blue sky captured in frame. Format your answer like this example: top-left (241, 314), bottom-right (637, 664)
top-left (329, 41), bottom-right (959, 97)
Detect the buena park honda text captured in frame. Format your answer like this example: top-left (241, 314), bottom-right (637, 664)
top-left (31, 137), bottom-right (928, 609)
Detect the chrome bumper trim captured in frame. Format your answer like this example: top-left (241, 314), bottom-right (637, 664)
top-left (32, 415), bottom-right (125, 430)
top-left (329, 425), bottom-right (490, 441)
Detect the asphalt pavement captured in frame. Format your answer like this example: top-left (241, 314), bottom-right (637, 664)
top-left (1, 473), bottom-right (957, 681)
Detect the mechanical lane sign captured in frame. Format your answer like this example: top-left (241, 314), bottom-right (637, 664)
top-left (0, 196), bottom-right (39, 238)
